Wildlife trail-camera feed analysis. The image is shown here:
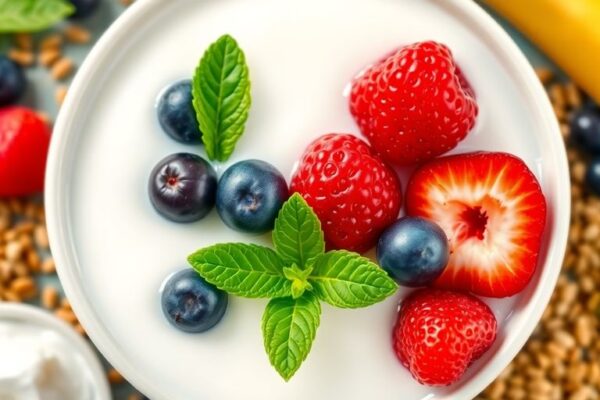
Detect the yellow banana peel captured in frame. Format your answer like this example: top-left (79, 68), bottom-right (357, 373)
top-left (483, 0), bottom-right (600, 103)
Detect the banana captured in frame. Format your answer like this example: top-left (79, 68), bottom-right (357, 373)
top-left (483, 0), bottom-right (600, 103)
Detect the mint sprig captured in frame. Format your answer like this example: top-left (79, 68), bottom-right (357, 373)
top-left (0, 0), bottom-right (74, 33)
top-left (188, 193), bottom-right (398, 380)
top-left (192, 34), bottom-right (251, 162)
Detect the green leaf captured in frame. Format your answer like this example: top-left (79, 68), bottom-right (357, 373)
top-left (0, 0), bottom-right (74, 33)
top-left (309, 250), bottom-right (398, 308)
top-left (262, 292), bottom-right (321, 381)
top-left (192, 34), bottom-right (251, 161)
top-left (188, 243), bottom-right (291, 298)
top-left (273, 193), bottom-right (324, 268)
top-left (283, 264), bottom-right (313, 299)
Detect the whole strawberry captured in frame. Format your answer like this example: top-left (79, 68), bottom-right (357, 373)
top-left (290, 134), bottom-right (401, 252)
top-left (393, 289), bottom-right (497, 386)
top-left (350, 41), bottom-right (478, 165)
top-left (0, 107), bottom-right (52, 196)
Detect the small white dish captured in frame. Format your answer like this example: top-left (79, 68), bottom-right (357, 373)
top-left (0, 303), bottom-right (111, 400)
top-left (45, 0), bottom-right (570, 399)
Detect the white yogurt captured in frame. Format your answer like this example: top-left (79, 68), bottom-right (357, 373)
top-left (0, 320), bottom-right (95, 400)
top-left (47, 0), bottom-right (568, 398)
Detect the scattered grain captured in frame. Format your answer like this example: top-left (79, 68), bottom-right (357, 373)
top-left (583, 224), bottom-right (600, 242)
top-left (3, 290), bottom-right (21, 302)
top-left (5, 241), bottom-right (23, 261)
top-left (561, 122), bottom-right (571, 139)
top-left (41, 257), bottom-right (56, 274)
top-left (554, 330), bottom-right (576, 349)
top-left (10, 277), bottom-right (37, 299)
top-left (39, 48), bottom-right (61, 67)
top-left (54, 308), bottom-right (77, 324)
top-left (506, 387), bottom-right (526, 400)
top-left (575, 316), bottom-right (593, 347)
top-left (484, 380), bottom-right (506, 399)
top-left (14, 221), bottom-right (34, 234)
top-left (580, 275), bottom-right (594, 294)
top-left (36, 111), bottom-right (51, 125)
top-left (74, 323), bottom-right (86, 336)
top-left (40, 34), bottom-right (63, 50)
top-left (588, 362), bottom-right (600, 386)
top-left (55, 85), bottom-right (68, 105)
top-left (61, 297), bottom-right (72, 311)
top-left (7, 199), bottom-right (23, 214)
top-left (14, 33), bottom-right (33, 51)
top-left (64, 24), bottom-right (91, 44)
top-left (33, 225), bottom-right (49, 249)
top-left (549, 83), bottom-right (566, 108)
top-left (107, 368), bottom-right (125, 385)
top-left (0, 213), bottom-right (11, 232)
top-left (8, 48), bottom-right (34, 66)
top-left (586, 292), bottom-right (600, 312)
top-left (565, 83), bottom-right (583, 109)
top-left (50, 57), bottom-right (74, 80)
top-left (535, 67), bottom-right (553, 84)
top-left (41, 286), bottom-right (59, 309)
top-left (553, 103), bottom-right (567, 121)
top-left (0, 261), bottom-right (11, 283)
top-left (561, 282), bottom-right (579, 304)
top-left (572, 161), bottom-right (587, 184)
top-left (529, 378), bottom-right (553, 395)
top-left (26, 250), bottom-right (40, 272)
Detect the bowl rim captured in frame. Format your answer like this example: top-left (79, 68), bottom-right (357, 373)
top-left (0, 302), bottom-right (112, 400)
top-left (45, 0), bottom-right (570, 399)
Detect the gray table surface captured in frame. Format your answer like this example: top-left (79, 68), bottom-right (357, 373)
top-left (18, 1), bottom-right (555, 399)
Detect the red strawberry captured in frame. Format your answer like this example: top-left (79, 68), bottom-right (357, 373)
top-left (0, 107), bottom-right (52, 196)
top-left (406, 152), bottom-right (547, 298)
top-left (393, 289), bottom-right (497, 386)
top-left (350, 41), bottom-right (478, 166)
top-left (290, 134), bottom-right (401, 252)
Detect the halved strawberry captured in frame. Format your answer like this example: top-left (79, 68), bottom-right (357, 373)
top-left (405, 152), bottom-right (547, 298)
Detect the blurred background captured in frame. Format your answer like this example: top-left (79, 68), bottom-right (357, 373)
top-left (0, 0), bottom-right (599, 399)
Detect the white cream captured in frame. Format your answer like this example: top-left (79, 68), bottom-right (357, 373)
top-left (0, 320), bottom-right (95, 400)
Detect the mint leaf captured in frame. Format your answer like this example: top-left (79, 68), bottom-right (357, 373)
top-left (188, 243), bottom-right (291, 298)
top-left (192, 34), bottom-right (251, 161)
top-left (283, 264), bottom-right (313, 299)
top-left (309, 250), bottom-right (398, 308)
top-left (273, 193), bottom-right (324, 268)
top-left (0, 0), bottom-right (74, 33)
top-left (262, 292), bottom-right (321, 381)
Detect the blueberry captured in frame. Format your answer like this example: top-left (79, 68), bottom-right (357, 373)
top-left (0, 56), bottom-right (26, 106)
top-left (157, 80), bottom-right (202, 144)
top-left (68, 0), bottom-right (100, 18)
top-left (161, 269), bottom-right (227, 333)
top-left (586, 158), bottom-right (600, 196)
top-left (571, 107), bottom-right (600, 155)
top-left (216, 160), bottom-right (288, 233)
top-left (148, 153), bottom-right (217, 223)
top-left (376, 216), bottom-right (449, 287)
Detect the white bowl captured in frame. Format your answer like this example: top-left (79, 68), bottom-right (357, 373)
top-left (0, 303), bottom-right (112, 400)
top-left (45, 0), bottom-right (570, 399)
